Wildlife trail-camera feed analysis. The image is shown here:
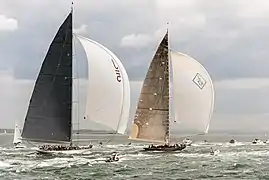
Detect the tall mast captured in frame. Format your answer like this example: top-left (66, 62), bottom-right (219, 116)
top-left (70, 1), bottom-right (74, 146)
top-left (71, 1), bottom-right (74, 12)
top-left (166, 22), bottom-right (171, 145)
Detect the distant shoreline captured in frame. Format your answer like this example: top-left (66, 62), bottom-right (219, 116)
top-left (0, 129), bottom-right (115, 134)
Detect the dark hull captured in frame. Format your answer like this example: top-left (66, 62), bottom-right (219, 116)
top-left (105, 159), bottom-right (119, 163)
top-left (37, 146), bottom-right (92, 155)
top-left (143, 146), bottom-right (186, 152)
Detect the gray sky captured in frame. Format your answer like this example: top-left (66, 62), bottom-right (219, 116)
top-left (1, 0), bottom-right (269, 133)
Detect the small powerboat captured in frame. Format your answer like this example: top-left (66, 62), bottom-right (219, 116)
top-left (229, 138), bottom-right (236, 144)
top-left (105, 152), bottom-right (119, 163)
top-left (210, 148), bottom-right (220, 155)
top-left (252, 138), bottom-right (264, 145)
top-left (182, 138), bottom-right (192, 146)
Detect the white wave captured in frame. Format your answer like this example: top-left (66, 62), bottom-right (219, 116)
top-left (222, 142), bottom-right (246, 147)
top-left (0, 161), bottom-right (13, 168)
top-left (192, 142), bottom-right (223, 146)
top-left (174, 152), bottom-right (213, 158)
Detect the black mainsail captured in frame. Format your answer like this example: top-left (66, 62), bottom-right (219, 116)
top-left (21, 12), bottom-right (72, 143)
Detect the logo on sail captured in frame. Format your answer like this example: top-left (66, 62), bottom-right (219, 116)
top-left (111, 58), bottom-right (122, 82)
top-left (193, 73), bottom-right (206, 89)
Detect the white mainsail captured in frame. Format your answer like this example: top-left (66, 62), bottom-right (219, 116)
top-left (76, 35), bottom-right (130, 134)
top-left (170, 51), bottom-right (214, 134)
top-left (13, 123), bottom-right (22, 145)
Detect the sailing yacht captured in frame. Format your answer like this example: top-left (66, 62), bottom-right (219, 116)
top-left (21, 7), bottom-right (130, 155)
top-left (13, 123), bottom-right (26, 149)
top-left (129, 31), bottom-right (215, 151)
top-left (0, 130), bottom-right (7, 135)
top-left (182, 138), bottom-right (192, 146)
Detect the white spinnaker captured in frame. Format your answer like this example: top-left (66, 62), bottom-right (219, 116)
top-left (170, 51), bottom-right (214, 134)
top-left (112, 55), bottom-right (130, 134)
top-left (13, 123), bottom-right (22, 144)
top-left (76, 35), bottom-right (130, 134)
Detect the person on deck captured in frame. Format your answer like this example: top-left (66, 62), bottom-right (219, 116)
top-left (210, 147), bottom-right (214, 155)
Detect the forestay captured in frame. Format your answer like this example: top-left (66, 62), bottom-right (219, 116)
top-left (76, 35), bottom-right (130, 134)
top-left (170, 51), bottom-right (214, 134)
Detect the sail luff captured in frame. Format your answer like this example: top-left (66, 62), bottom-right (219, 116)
top-left (129, 32), bottom-right (170, 143)
top-left (21, 12), bottom-right (73, 143)
top-left (167, 29), bottom-right (171, 144)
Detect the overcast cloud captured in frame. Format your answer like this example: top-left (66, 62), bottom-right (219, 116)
top-left (1, 0), bottom-right (269, 133)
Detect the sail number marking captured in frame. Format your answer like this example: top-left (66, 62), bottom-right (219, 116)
top-left (111, 58), bottom-right (122, 82)
top-left (192, 73), bottom-right (207, 89)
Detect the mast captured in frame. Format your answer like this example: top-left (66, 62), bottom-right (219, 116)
top-left (166, 23), bottom-right (171, 145)
top-left (70, 1), bottom-right (74, 146)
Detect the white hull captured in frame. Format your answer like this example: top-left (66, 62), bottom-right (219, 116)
top-left (37, 148), bottom-right (91, 155)
top-left (252, 139), bottom-right (264, 145)
top-left (182, 139), bottom-right (192, 146)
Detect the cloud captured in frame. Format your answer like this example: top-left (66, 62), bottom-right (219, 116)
top-left (0, 70), bottom-right (33, 128)
top-left (74, 24), bottom-right (88, 34)
top-left (0, 14), bottom-right (18, 32)
top-left (156, 0), bottom-right (196, 10)
top-left (1, 0), bottom-right (269, 132)
top-left (0, 70), bottom-right (103, 130)
top-left (215, 78), bottom-right (269, 89)
top-left (234, 0), bottom-right (269, 18)
top-left (120, 33), bottom-right (153, 48)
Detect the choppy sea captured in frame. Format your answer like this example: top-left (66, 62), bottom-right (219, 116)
top-left (0, 133), bottom-right (269, 180)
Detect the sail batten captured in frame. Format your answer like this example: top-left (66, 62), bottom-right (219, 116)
top-left (129, 32), bottom-right (170, 143)
top-left (21, 12), bottom-right (73, 143)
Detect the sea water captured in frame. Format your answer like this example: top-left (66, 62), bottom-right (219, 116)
top-left (0, 133), bottom-right (268, 179)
